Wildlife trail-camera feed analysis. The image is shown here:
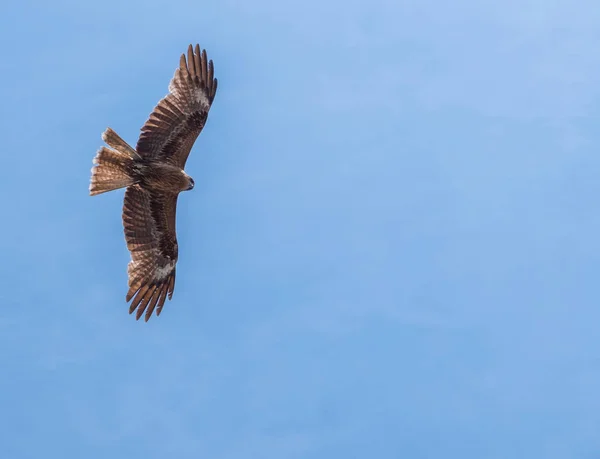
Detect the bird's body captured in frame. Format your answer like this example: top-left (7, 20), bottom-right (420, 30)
top-left (133, 161), bottom-right (194, 194)
top-left (89, 44), bottom-right (218, 321)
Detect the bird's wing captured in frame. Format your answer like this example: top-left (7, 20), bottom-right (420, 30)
top-left (136, 44), bottom-right (218, 168)
top-left (122, 184), bottom-right (179, 321)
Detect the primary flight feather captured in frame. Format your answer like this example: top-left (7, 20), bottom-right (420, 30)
top-left (89, 44), bottom-right (218, 321)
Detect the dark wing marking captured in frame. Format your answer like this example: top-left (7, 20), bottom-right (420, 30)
top-left (136, 44), bottom-right (218, 168)
top-left (122, 185), bottom-right (179, 321)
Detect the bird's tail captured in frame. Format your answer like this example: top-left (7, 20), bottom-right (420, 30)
top-left (89, 128), bottom-right (140, 196)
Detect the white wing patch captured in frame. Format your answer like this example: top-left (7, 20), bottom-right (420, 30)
top-left (193, 87), bottom-right (209, 105)
top-left (154, 261), bottom-right (176, 280)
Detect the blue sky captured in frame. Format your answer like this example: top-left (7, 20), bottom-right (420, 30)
top-left (1, 0), bottom-right (600, 457)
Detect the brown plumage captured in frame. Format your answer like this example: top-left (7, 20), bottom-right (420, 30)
top-left (89, 44), bottom-right (218, 321)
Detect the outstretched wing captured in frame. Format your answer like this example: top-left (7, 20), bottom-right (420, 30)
top-left (122, 185), bottom-right (179, 321)
top-left (136, 44), bottom-right (218, 168)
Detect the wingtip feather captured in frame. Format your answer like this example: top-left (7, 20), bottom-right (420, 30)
top-left (187, 45), bottom-right (195, 78)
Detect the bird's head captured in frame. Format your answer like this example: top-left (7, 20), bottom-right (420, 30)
top-left (186, 177), bottom-right (195, 191)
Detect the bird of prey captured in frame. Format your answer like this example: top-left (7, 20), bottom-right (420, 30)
top-left (89, 44), bottom-right (218, 321)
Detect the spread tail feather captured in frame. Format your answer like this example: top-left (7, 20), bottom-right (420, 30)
top-left (89, 128), bottom-right (138, 196)
top-left (101, 127), bottom-right (141, 160)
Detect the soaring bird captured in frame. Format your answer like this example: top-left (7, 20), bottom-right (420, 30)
top-left (89, 44), bottom-right (218, 321)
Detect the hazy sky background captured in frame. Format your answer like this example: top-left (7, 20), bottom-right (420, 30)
top-left (1, 0), bottom-right (600, 457)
